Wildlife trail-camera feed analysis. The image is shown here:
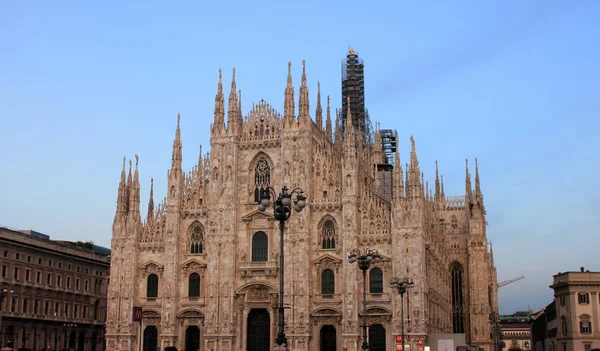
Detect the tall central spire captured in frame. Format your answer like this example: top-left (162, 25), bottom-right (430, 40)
top-left (315, 81), bottom-right (323, 129)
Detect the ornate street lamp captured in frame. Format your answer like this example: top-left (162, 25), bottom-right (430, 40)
top-left (258, 185), bottom-right (307, 349)
top-left (489, 312), bottom-right (502, 351)
top-left (390, 277), bottom-right (415, 351)
top-left (0, 283), bottom-right (14, 349)
top-left (348, 248), bottom-right (382, 351)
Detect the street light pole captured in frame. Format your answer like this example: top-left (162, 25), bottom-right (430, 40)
top-left (390, 277), bottom-right (415, 351)
top-left (258, 185), bottom-right (307, 350)
top-left (0, 283), bottom-right (15, 349)
top-left (348, 248), bottom-right (382, 351)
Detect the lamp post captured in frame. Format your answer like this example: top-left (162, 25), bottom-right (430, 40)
top-left (489, 312), bottom-right (501, 351)
top-left (347, 248), bottom-right (382, 351)
top-left (390, 277), bottom-right (415, 351)
top-left (258, 185), bottom-right (307, 350)
top-left (0, 283), bottom-right (14, 349)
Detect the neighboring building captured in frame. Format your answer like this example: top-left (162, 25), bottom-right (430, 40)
top-left (106, 51), bottom-right (498, 351)
top-left (549, 268), bottom-right (600, 351)
top-left (0, 226), bottom-right (110, 351)
top-left (499, 311), bottom-right (532, 351)
top-left (530, 301), bottom-right (557, 351)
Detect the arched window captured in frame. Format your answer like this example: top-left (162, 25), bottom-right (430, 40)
top-left (451, 262), bottom-right (465, 333)
top-left (147, 274), bottom-right (158, 299)
top-left (451, 215), bottom-right (458, 229)
top-left (188, 273), bottom-right (200, 298)
top-left (254, 158), bottom-right (270, 203)
top-left (321, 269), bottom-right (335, 295)
top-left (321, 220), bottom-right (336, 249)
top-left (189, 224), bottom-right (204, 254)
top-left (369, 267), bottom-right (383, 293)
top-left (252, 232), bottom-right (268, 262)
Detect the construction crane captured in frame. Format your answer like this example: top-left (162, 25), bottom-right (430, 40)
top-left (498, 275), bottom-right (525, 288)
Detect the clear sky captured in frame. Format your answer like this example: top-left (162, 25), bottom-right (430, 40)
top-left (1, 1), bottom-right (599, 315)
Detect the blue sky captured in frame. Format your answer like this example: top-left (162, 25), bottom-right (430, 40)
top-left (1, 1), bottom-right (598, 315)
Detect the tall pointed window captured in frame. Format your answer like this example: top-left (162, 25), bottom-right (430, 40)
top-left (188, 273), bottom-right (200, 298)
top-left (451, 262), bottom-right (465, 333)
top-left (369, 267), bottom-right (383, 293)
top-left (254, 158), bottom-right (270, 203)
top-left (251, 231), bottom-right (268, 262)
top-left (189, 224), bottom-right (204, 254)
top-left (147, 274), bottom-right (158, 299)
top-left (321, 220), bottom-right (336, 249)
top-left (321, 269), bottom-right (335, 295)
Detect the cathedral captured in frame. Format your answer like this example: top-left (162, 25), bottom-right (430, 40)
top-left (106, 50), bottom-right (499, 351)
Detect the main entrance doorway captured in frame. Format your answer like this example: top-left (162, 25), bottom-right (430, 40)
top-left (247, 309), bottom-right (270, 351)
top-left (369, 324), bottom-right (386, 351)
top-left (185, 326), bottom-right (200, 351)
top-left (143, 326), bottom-right (158, 351)
top-left (320, 325), bottom-right (337, 351)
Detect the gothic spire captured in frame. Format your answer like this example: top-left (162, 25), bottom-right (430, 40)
top-left (131, 154), bottom-right (141, 214)
top-left (147, 178), bottom-right (154, 222)
top-left (435, 161), bottom-right (441, 203)
top-left (115, 156), bottom-right (127, 216)
top-left (372, 122), bottom-right (384, 164)
top-left (283, 61), bottom-right (296, 128)
top-left (126, 158), bottom-right (132, 214)
top-left (475, 157), bottom-right (482, 198)
top-left (227, 67), bottom-right (239, 135)
top-left (441, 175), bottom-right (446, 198)
top-left (408, 135), bottom-right (422, 198)
top-left (325, 95), bottom-right (332, 139)
top-left (298, 59), bottom-right (310, 125)
top-left (315, 81), bottom-right (323, 129)
top-left (465, 159), bottom-right (473, 202)
top-left (213, 69), bottom-right (225, 135)
top-left (238, 89), bottom-right (243, 130)
top-left (334, 108), bottom-right (341, 144)
top-left (172, 113), bottom-right (182, 170)
top-left (393, 146), bottom-right (405, 200)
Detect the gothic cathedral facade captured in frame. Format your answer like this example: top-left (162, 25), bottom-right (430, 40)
top-left (106, 60), bottom-right (498, 351)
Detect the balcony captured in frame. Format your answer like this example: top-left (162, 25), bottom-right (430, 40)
top-left (239, 261), bottom-right (278, 278)
top-left (313, 294), bottom-right (342, 305)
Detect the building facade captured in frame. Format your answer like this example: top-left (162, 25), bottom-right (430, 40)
top-left (530, 302), bottom-right (557, 351)
top-left (549, 268), bottom-right (600, 351)
top-left (106, 55), bottom-right (498, 351)
top-left (499, 311), bottom-right (533, 351)
top-left (0, 226), bottom-right (110, 351)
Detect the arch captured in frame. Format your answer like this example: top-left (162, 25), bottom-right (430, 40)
top-left (147, 274), bottom-right (159, 298)
top-left (450, 261), bottom-right (465, 333)
top-left (176, 308), bottom-right (205, 318)
top-left (5, 325), bottom-right (15, 348)
top-left (188, 273), bottom-right (200, 297)
top-left (235, 281), bottom-right (279, 295)
top-left (320, 325), bottom-right (337, 351)
top-left (143, 326), bottom-right (158, 351)
top-left (249, 153), bottom-right (273, 203)
top-left (369, 324), bottom-right (386, 351)
top-left (251, 231), bottom-right (268, 262)
top-left (188, 222), bottom-right (204, 254)
top-left (369, 267), bottom-right (383, 293)
top-left (185, 326), bottom-right (200, 351)
top-left (321, 269), bottom-right (335, 295)
top-left (91, 332), bottom-right (98, 351)
top-left (311, 307), bottom-right (343, 317)
top-left (247, 309), bottom-right (270, 351)
top-left (78, 330), bottom-right (85, 351)
top-left (319, 216), bottom-right (337, 249)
